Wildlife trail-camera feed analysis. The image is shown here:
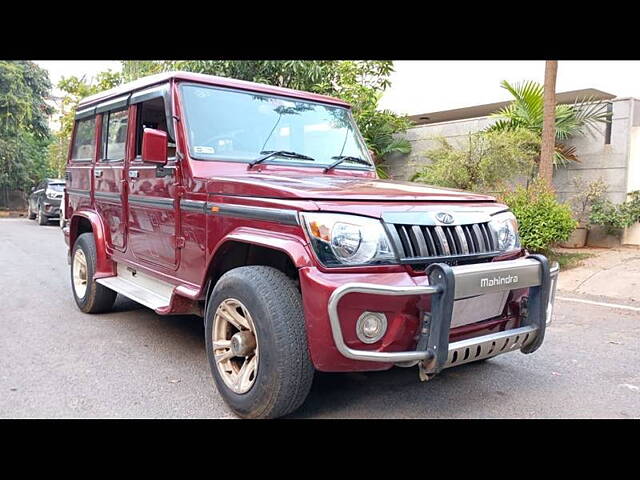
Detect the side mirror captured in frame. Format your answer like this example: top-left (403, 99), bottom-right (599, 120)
top-left (31, 187), bottom-right (35, 193)
top-left (142, 128), bottom-right (168, 165)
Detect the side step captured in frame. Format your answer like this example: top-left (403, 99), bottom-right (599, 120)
top-left (96, 263), bottom-right (174, 311)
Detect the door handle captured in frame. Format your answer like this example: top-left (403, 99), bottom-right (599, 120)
top-left (94, 170), bottom-right (103, 178)
top-left (128, 170), bottom-right (139, 179)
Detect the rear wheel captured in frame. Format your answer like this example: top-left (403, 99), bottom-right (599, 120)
top-left (205, 266), bottom-right (314, 419)
top-left (27, 203), bottom-right (36, 220)
top-left (71, 233), bottom-right (117, 313)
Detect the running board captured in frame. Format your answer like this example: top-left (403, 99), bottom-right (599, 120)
top-left (96, 263), bottom-right (174, 311)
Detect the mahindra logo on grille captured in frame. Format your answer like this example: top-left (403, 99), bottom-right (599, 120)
top-left (435, 212), bottom-right (454, 224)
top-left (480, 275), bottom-right (519, 288)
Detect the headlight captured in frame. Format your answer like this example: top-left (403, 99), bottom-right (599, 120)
top-left (300, 213), bottom-right (396, 266)
top-left (45, 189), bottom-right (57, 200)
top-left (489, 211), bottom-right (520, 251)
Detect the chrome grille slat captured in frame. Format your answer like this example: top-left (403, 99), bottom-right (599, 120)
top-left (422, 226), bottom-right (436, 256)
top-left (472, 224), bottom-right (487, 251)
top-left (411, 226), bottom-right (429, 257)
top-left (433, 226), bottom-right (451, 256)
top-left (455, 225), bottom-right (470, 254)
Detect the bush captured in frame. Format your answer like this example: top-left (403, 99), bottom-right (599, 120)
top-left (412, 129), bottom-right (539, 192)
top-left (500, 181), bottom-right (577, 252)
top-left (589, 190), bottom-right (640, 235)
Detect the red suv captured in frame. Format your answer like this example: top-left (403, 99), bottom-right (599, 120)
top-left (63, 72), bottom-right (559, 418)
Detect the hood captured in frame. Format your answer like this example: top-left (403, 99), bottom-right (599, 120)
top-left (207, 173), bottom-right (495, 202)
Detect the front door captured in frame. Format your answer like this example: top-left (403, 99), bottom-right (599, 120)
top-left (126, 98), bottom-right (180, 271)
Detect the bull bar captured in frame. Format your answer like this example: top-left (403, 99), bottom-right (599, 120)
top-left (327, 254), bottom-right (560, 376)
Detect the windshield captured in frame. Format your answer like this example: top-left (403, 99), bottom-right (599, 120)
top-left (48, 183), bottom-right (65, 191)
top-left (181, 85), bottom-right (373, 169)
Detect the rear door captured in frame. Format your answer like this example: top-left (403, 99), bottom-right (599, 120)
top-left (125, 87), bottom-right (180, 270)
top-left (94, 103), bottom-right (129, 251)
top-left (66, 113), bottom-right (97, 216)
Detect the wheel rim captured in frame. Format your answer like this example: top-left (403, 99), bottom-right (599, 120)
top-left (72, 249), bottom-right (88, 299)
top-left (212, 298), bottom-right (259, 394)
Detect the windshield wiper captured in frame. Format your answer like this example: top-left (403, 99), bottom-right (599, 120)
top-left (323, 155), bottom-right (372, 173)
top-left (248, 150), bottom-right (316, 169)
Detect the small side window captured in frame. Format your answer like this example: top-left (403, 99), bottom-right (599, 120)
top-left (101, 109), bottom-right (129, 162)
top-left (71, 117), bottom-right (97, 162)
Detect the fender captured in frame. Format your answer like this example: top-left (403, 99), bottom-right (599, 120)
top-left (210, 226), bottom-right (314, 269)
top-left (69, 209), bottom-right (116, 279)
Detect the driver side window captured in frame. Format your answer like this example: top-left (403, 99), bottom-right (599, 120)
top-left (135, 97), bottom-right (175, 159)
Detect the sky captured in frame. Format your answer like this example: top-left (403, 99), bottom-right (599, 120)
top-left (35, 60), bottom-right (640, 116)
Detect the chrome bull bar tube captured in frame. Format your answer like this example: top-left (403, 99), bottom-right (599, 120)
top-left (327, 255), bottom-right (560, 373)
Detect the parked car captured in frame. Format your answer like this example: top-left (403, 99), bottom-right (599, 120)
top-left (28, 178), bottom-right (65, 225)
top-left (63, 72), bottom-right (559, 419)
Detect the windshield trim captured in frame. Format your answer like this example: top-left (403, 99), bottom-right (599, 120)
top-left (178, 82), bottom-right (375, 171)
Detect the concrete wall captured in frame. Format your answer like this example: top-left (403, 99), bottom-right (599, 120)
top-left (553, 98), bottom-right (631, 206)
top-left (388, 97), bottom-right (639, 246)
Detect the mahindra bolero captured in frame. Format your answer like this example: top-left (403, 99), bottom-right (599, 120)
top-left (62, 71), bottom-right (559, 418)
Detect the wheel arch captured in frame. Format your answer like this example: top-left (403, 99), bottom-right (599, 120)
top-left (69, 210), bottom-right (116, 278)
top-left (203, 227), bottom-right (313, 302)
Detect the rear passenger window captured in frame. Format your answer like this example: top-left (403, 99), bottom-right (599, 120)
top-left (71, 117), bottom-right (97, 161)
top-left (102, 109), bottom-right (129, 161)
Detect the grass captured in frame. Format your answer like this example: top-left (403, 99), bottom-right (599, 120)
top-left (545, 250), bottom-right (594, 270)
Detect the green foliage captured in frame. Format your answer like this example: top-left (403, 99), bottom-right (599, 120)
top-left (0, 61), bottom-right (53, 198)
top-left (487, 80), bottom-right (611, 167)
top-left (121, 60), bottom-right (412, 171)
top-left (589, 190), bottom-right (640, 234)
top-left (47, 70), bottom-right (123, 177)
top-left (411, 129), bottom-right (539, 192)
top-left (500, 181), bottom-right (578, 252)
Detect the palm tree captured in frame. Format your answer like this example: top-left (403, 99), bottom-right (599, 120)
top-left (487, 79), bottom-right (611, 168)
top-left (539, 60), bottom-right (557, 184)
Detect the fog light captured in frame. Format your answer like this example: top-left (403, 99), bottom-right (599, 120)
top-left (356, 312), bottom-right (388, 344)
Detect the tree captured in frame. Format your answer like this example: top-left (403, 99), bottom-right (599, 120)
top-left (487, 79), bottom-right (610, 168)
top-left (539, 60), bottom-right (558, 184)
top-left (46, 70), bottom-right (122, 177)
top-left (0, 61), bottom-right (53, 204)
top-left (121, 60), bottom-right (411, 176)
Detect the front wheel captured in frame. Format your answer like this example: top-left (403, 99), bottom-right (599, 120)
top-left (36, 205), bottom-right (47, 225)
top-left (71, 233), bottom-right (117, 313)
top-left (205, 266), bottom-right (314, 419)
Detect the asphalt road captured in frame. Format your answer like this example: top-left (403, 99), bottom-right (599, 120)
top-left (1, 218), bottom-right (638, 419)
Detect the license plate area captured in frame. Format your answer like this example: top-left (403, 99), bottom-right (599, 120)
top-left (450, 291), bottom-right (510, 328)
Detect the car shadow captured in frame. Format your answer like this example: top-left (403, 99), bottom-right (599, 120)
top-left (288, 358), bottom-right (539, 419)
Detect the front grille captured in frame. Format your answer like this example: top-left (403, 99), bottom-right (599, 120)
top-left (387, 222), bottom-right (498, 264)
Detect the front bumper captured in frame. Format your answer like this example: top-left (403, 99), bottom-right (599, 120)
top-left (43, 200), bottom-right (61, 218)
top-left (326, 255), bottom-right (559, 375)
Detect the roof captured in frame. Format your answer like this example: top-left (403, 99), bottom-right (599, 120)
top-left (78, 71), bottom-right (350, 109)
top-left (408, 88), bottom-right (617, 126)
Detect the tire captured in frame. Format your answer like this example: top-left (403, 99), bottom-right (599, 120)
top-left (36, 204), bottom-right (47, 225)
top-left (27, 204), bottom-right (36, 220)
top-left (71, 233), bottom-right (117, 314)
top-left (205, 266), bottom-right (314, 419)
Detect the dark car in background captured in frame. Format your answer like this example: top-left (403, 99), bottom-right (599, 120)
top-left (28, 178), bottom-right (65, 225)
